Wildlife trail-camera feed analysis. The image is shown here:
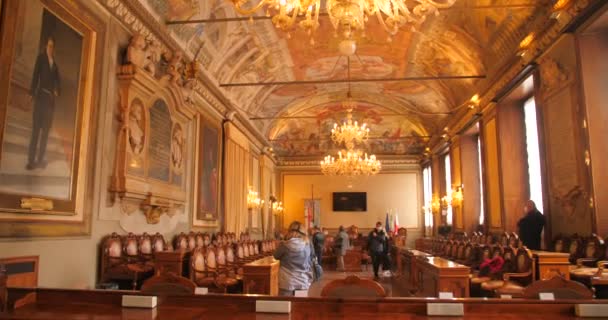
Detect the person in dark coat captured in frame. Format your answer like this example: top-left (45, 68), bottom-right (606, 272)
top-left (311, 226), bottom-right (325, 261)
top-left (28, 36), bottom-right (61, 170)
top-left (517, 200), bottom-right (545, 250)
top-left (367, 221), bottom-right (389, 279)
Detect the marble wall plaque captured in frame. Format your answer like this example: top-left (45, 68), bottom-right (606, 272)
top-left (148, 99), bottom-right (171, 182)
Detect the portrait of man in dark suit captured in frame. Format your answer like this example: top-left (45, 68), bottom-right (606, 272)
top-left (27, 36), bottom-right (60, 170)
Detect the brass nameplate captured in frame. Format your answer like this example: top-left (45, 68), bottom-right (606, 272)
top-left (20, 197), bottom-right (54, 211)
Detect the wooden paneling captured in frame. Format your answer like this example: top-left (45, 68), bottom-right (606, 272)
top-left (578, 31), bottom-right (608, 236)
top-left (242, 256), bottom-right (279, 296)
top-left (537, 35), bottom-right (593, 237)
top-left (482, 117), bottom-right (503, 231)
top-left (460, 135), bottom-right (482, 234)
top-left (9, 287), bottom-right (606, 319)
top-left (0, 256), bottom-right (38, 288)
top-left (497, 99), bottom-right (528, 233)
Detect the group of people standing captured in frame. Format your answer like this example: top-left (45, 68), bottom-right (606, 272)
top-left (273, 221), bottom-right (393, 296)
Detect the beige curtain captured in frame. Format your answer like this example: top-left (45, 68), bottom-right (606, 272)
top-left (260, 155), bottom-right (272, 239)
top-left (224, 123), bottom-right (250, 235)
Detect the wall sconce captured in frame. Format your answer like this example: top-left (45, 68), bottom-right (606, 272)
top-left (247, 186), bottom-right (263, 209)
top-left (551, 0), bottom-right (572, 28)
top-left (272, 201), bottom-right (284, 214)
top-left (431, 195), bottom-right (441, 213)
top-left (451, 185), bottom-right (464, 207)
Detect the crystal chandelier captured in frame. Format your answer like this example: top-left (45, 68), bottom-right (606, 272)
top-left (228, 0), bottom-right (456, 43)
top-left (320, 149), bottom-right (381, 176)
top-left (331, 106), bottom-right (369, 150)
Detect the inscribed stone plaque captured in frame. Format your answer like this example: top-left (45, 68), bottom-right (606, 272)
top-left (148, 100), bottom-right (171, 182)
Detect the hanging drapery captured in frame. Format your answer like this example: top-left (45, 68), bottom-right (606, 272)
top-left (224, 122), bottom-right (250, 236)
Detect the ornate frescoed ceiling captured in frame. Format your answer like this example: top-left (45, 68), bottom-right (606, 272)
top-left (139, 0), bottom-right (553, 160)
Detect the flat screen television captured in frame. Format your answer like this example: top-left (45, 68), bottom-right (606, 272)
top-left (332, 192), bottom-right (367, 212)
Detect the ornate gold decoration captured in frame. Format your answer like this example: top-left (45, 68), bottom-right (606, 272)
top-left (553, 185), bottom-right (585, 219)
top-left (540, 58), bottom-right (568, 95)
top-left (20, 198), bottom-right (54, 211)
top-left (228, 0), bottom-right (455, 43)
top-left (331, 106), bottom-right (369, 150)
top-left (247, 186), bottom-right (264, 209)
top-left (320, 149), bottom-right (381, 177)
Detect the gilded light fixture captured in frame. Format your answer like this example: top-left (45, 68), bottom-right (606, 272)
top-left (247, 187), bottom-right (264, 209)
top-left (320, 149), bottom-right (381, 177)
top-left (227, 0), bottom-right (456, 44)
top-left (272, 201), bottom-right (284, 213)
top-left (331, 103), bottom-right (369, 150)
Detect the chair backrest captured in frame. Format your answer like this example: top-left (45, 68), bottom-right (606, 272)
top-left (139, 232), bottom-right (153, 255)
top-left (216, 246), bottom-right (226, 267)
top-left (124, 233), bottom-right (139, 258)
top-left (174, 233), bottom-right (188, 251)
top-left (514, 247), bottom-right (534, 276)
top-left (522, 276), bottom-right (593, 299)
top-left (583, 234), bottom-right (606, 260)
top-left (141, 272), bottom-right (196, 296)
top-left (205, 246), bottom-right (217, 271)
top-left (321, 275), bottom-right (386, 298)
top-left (187, 232), bottom-right (197, 250)
top-left (509, 233), bottom-right (520, 248)
top-left (104, 233), bottom-right (123, 263)
top-left (553, 235), bottom-right (567, 253)
top-left (237, 243), bottom-right (245, 259)
top-left (568, 236), bottom-right (583, 264)
top-left (500, 232), bottom-right (510, 246)
top-left (226, 245), bottom-right (235, 264)
top-left (203, 233), bottom-right (211, 247)
top-left (195, 233), bottom-right (204, 247)
top-left (152, 233), bottom-right (166, 252)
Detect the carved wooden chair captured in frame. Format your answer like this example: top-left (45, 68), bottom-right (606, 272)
top-left (151, 232), bottom-right (167, 253)
top-left (552, 234), bottom-right (569, 253)
top-left (483, 247), bottom-right (535, 297)
top-left (567, 235), bottom-right (583, 264)
top-left (203, 233), bottom-right (212, 247)
top-left (195, 233), bottom-right (204, 248)
top-left (214, 246), bottom-right (239, 293)
top-left (190, 247), bottom-right (216, 288)
top-left (321, 275), bottom-right (386, 298)
top-left (100, 233), bottom-right (153, 290)
top-left (138, 232), bottom-right (155, 267)
top-left (174, 233), bottom-right (189, 251)
top-left (522, 275), bottom-right (593, 299)
top-left (253, 241), bottom-right (261, 259)
top-left (457, 242), bottom-right (474, 266)
top-left (187, 232), bottom-right (197, 250)
top-left (249, 242), bottom-right (258, 260)
top-left (141, 272), bottom-right (196, 296)
top-left (509, 233), bottom-right (520, 249)
top-left (225, 244), bottom-right (242, 280)
top-left (499, 232), bottom-right (510, 246)
top-left (591, 260), bottom-right (608, 299)
top-left (570, 234), bottom-right (606, 286)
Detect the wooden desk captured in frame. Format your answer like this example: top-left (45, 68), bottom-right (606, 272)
top-left (4, 287), bottom-right (608, 320)
top-left (416, 256), bottom-right (470, 298)
top-left (154, 250), bottom-right (189, 277)
top-left (531, 251), bottom-right (571, 280)
top-left (242, 256), bottom-right (279, 296)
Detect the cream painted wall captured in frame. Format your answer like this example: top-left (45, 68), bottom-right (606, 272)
top-left (281, 172), bottom-right (423, 242)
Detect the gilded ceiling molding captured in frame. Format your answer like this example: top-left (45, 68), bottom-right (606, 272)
top-left (434, 0), bottom-right (594, 151)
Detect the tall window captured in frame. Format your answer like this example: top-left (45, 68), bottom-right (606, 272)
top-left (477, 135), bottom-right (485, 225)
top-left (422, 166), bottom-right (433, 230)
top-left (444, 154), bottom-right (452, 225)
top-left (524, 97), bottom-right (544, 210)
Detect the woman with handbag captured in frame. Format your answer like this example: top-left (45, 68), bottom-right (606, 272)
top-left (273, 221), bottom-right (313, 296)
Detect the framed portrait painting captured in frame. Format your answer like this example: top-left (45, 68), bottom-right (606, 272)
top-left (0, 0), bottom-right (103, 237)
top-left (193, 113), bottom-right (222, 228)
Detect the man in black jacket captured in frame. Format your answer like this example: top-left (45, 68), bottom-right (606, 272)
top-left (367, 221), bottom-right (389, 279)
top-left (28, 36), bottom-right (61, 170)
top-left (517, 200), bottom-right (545, 250)
top-left (311, 226), bottom-right (325, 261)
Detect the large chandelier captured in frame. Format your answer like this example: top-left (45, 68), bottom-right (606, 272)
top-left (228, 0), bottom-right (456, 43)
top-left (331, 103), bottom-right (369, 150)
top-left (320, 150), bottom-right (381, 176)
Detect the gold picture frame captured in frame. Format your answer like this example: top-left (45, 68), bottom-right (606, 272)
top-left (0, 0), bottom-right (103, 237)
top-left (192, 112), bottom-right (223, 228)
